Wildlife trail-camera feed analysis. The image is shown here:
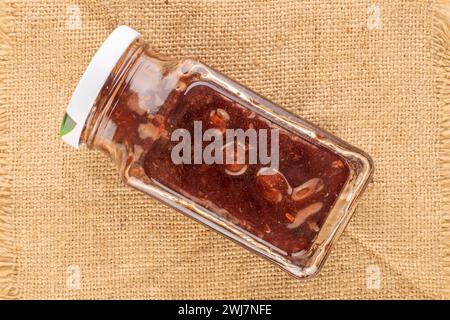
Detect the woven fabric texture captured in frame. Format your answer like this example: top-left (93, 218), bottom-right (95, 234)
top-left (1, 0), bottom-right (449, 299)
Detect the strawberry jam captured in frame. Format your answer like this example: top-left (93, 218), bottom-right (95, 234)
top-left (100, 63), bottom-right (350, 255)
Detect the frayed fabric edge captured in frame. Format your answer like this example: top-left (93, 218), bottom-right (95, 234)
top-left (433, 0), bottom-right (450, 299)
top-left (0, 0), bottom-right (17, 300)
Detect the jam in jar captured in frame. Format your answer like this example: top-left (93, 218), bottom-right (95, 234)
top-left (60, 26), bottom-right (373, 278)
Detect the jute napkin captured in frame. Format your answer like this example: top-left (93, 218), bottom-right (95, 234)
top-left (1, 0), bottom-right (449, 299)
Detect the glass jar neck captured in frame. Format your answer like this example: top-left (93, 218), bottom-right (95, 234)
top-left (81, 39), bottom-right (145, 151)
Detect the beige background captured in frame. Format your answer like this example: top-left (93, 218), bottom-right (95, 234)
top-left (1, 0), bottom-right (449, 299)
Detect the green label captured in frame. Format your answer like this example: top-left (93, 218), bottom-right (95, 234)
top-left (60, 113), bottom-right (77, 136)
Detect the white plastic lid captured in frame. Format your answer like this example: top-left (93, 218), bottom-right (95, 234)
top-left (60, 25), bottom-right (141, 148)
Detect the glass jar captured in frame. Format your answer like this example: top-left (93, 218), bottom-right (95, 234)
top-left (60, 26), bottom-right (373, 278)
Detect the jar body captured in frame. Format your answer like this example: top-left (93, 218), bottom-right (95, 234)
top-left (84, 41), bottom-right (373, 278)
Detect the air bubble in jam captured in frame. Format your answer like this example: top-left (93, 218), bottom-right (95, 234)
top-left (93, 52), bottom-right (351, 256)
top-left (292, 178), bottom-right (325, 202)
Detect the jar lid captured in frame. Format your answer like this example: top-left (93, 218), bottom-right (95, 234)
top-left (60, 25), bottom-right (141, 148)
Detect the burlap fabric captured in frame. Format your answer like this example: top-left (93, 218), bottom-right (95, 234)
top-left (1, 0), bottom-right (449, 299)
